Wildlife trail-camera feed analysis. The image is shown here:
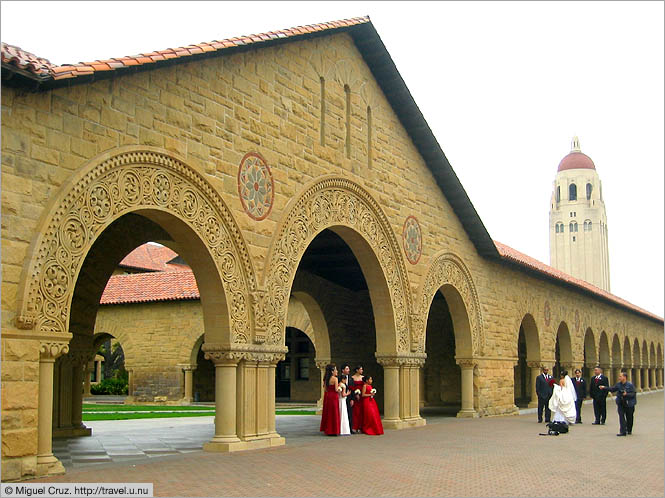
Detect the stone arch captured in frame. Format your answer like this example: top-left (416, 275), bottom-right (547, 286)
top-left (188, 334), bottom-right (205, 367)
top-left (262, 175), bottom-right (411, 353)
top-left (288, 292), bottom-right (331, 361)
top-left (623, 336), bottom-right (632, 368)
top-left (650, 342), bottom-right (656, 366)
top-left (92, 317), bottom-right (133, 367)
top-left (15, 147), bottom-right (255, 345)
top-left (632, 338), bottom-right (641, 368)
top-left (658, 343), bottom-right (663, 368)
top-left (555, 322), bottom-right (573, 373)
top-left (584, 327), bottom-right (597, 366)
top-left (519, 313), bottom-right (541, 362)
top-left (416, 252), bottom-right (483, 356)
top-left (599, 331), bottom-right (611, 366)
top-left (611, 334), bottom-right (622, 367)
top-left (642, 340), bottom-right (649, 367)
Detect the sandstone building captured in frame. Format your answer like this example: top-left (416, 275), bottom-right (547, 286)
top-left (1, 17), bottom-right (663, 481)
top-left (550, 137), bottom-right (610, 291)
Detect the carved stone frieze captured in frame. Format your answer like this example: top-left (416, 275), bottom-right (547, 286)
top-left (263, 177), bottom-right (412, 352)
top-left (375, 353), bottom-right (427, 368)
top-left (16, 150), bottom-right (255, 344)
top-left (414, 253), bottom-right (484, 355)
top-left (202, 343), bottom-right (288, 365)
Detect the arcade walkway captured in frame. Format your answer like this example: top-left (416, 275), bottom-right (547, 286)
top-left (33, 392), bottom-right (664, 497)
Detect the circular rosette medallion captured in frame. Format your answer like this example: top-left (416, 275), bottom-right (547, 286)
top-left (237, 152), bottom-right (275, 221)
top-left (402, 215), bottom-right (422, 265)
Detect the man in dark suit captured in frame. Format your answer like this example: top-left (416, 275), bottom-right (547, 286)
top-left (535, 366), bottom-right (553, 423)
top-left (589, 365), bottom-right (610, 424)
top-left (600, 370), bottom-right (637, 436)
top-left (571, 368), bottom-right (587, 423)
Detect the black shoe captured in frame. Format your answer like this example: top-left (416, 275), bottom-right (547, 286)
top-left (592, 422), bottom-right (600, 425)
top-left (538, 420), bottom-right (543, 423)
top-left (616, 433), bottom-right (626, 436)
top-left (601, 422), bottom-right (605, 425)
top-left (576, 420), bottom-right (582, 424)
top-left (545, 420), bottom-right (550, 423)
top-left (627, 431), bottom-right (632, 435)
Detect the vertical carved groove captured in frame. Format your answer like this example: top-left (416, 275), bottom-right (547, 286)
top-left (345, 84), bottom-right (351, 158)
top-left (367, 106), bottom-right (372, 168)
top-left (320, 77), bottom-right (326, 146)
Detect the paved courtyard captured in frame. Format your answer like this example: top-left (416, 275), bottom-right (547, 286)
top-left (27, 391), bottom-right (664, 497)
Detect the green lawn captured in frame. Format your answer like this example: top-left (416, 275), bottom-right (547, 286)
top-left (81, 404), bottom-right (316, 421)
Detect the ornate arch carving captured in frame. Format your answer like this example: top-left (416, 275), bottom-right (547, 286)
top-left (16, 147), bottom-right (255, 343)
top-left (415, 252), bottom-right (484, 355)
top-left (261, 175), bottom-right (412, 351)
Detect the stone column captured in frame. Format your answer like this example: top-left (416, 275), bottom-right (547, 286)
top-left (456, 359), bottom-right (478, 418)
top-left (659, 368), bottom-right (664, 389)
top-left (633, 367), bottom-right (642, 392)
top-left (180, 365), bottom-right (195, 403)
top-left (419, 366), bottom-right (425, 409)
top-left (649, 368), bottom-right (655, 389)
top-left (376, 355), bottom-right (402, 429)
top-left (314, 358), bottom-right (330, 415)
top-left (83, 361), bottom-right (92, 397)
top-left (95, 359), bottom-right (102, 382)
top-left (202, 350), bottom-right (241, 452)
top-left (266, 358), bottom-right (280, 439)
top-left (526, 362), bottom-right (541, 408)
top-left (37, 340), bottom-right (69, 476)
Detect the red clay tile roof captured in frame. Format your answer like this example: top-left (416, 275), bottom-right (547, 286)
top-left (1, 16), bottom-right (369, 82)
top-left (119, 243), bottom-right (188, 272)
top-left (100, 270), bottom-right (199, 305)
top-left (494, 240), bottom-right (663, 323)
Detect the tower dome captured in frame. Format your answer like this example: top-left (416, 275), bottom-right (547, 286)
top-left (557, 136), bottom-right (596, 172)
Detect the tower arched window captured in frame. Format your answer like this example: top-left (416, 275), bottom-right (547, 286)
top-left (569, 222), bottom-right (578, 233)
top-left (556, 186), bottom-right (560, 203)
top-left (584, 220), bottom-right (592, 232)
top-left (569, 183), bottom-right (577, 201)
top-left (556, 222), bottom-right (564, 233)
top-left (586, 183), bottom-right (592, 200)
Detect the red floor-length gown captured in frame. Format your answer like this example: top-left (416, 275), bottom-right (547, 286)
top-left (320, 383), bottom-right (341, 435)
top-left (352, 379), bottom-right (365, 432)
top-left (362, 385), bottom-right (384, 435)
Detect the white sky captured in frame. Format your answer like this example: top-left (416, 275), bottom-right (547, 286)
top-left (2, 1), bottom-right (663, 316)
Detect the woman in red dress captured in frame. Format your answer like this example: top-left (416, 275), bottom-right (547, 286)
top-left (320, 364), bottom-right (341, 436)
top-left (361, 375), bottom-right (384, 435)
top-left (351, 365), bottom-right (365, 434)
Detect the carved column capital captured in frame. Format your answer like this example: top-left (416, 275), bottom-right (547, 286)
top-left (526, 361), bottom-right (543, 369)
top-left (455, 358), bottom-right (478, 369)
top-left (39, 341), bottom-right (69, 362)
top-left (375, 353), bottom-right (426, 368)
top-left (314, 358), bottom-right (332, 370)
top-left (178, 364), bottom-right (197, 372)
top-left (202, 343), bottom-right (287, 365)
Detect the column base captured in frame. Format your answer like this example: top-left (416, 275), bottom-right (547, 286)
top-left (403, 416), bottom-right (426, 428)
top-left (456, 409), bottom-right (479, 418)
top-left (36, 454), bottom-right (65, 477)
top-left (203, 434), bottom-right (285, 453)
top-left (382, 417), bottom-right (427, 430)
top-left (53, 425), bottom-right (92, 438)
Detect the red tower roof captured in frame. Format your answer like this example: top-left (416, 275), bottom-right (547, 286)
top-left (557, 151), bottom-right (596, 172)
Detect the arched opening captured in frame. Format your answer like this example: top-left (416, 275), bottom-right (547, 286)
top-left (622, 337), bottom-right (632, 382)
top-left (583, 328), bottom-right (597, 385)
top-left (514, 314), bottom-right (540, 408)
top-left (611, 335), bottom-right (622, 384)
top-left (599, 332), bottom-right (611, 371)
top-left (283, 226), bottom-right (390, 428)
top-left (569, 183), bottom-right (577, 201)
top-left (649, 343), bottom-right (656, 388)
top-left (586, 183), bottom-right (593, 200)
top-left (632, 339), bottom-right (641, 391)
top-left (192, 339), bottom-right (215, 403)
top-left (422, 285), bottom-right (475, 417)
top-left (658, 344), bottom-right (664, 387)
top-left (554, 322), bottom-right (573, 378)
top-left (642, 340), bottom-right (649, 390)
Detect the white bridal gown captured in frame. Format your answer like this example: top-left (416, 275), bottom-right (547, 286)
top-left (339, 384), bottom-right (351, 435)
top-left (549, 375), bottom-right (577, 424)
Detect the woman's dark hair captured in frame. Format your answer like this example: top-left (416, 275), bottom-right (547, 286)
top-left (361, 375), bottom-right (372, 383)
top-left (340, 374), bottom-right (348, 384)
top-left (354, 365), bottom-right (363, 373)
top-left (323, 363), bottom-right (337, 387)
top-left (560, 370), bottom-right (568, 379)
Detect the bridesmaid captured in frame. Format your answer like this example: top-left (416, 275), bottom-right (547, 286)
top-left (361, 375), bottom-right (384, 435)
top-left (320, 364), bottom-right (341, 436)
top-left (351, 365), bottom-right (365, 434)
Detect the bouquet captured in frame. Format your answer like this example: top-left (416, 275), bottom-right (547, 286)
top-left (354, 389), bottom-right (361, 396)
top-left (370, 388), bottom-right (377, 396)
top-left (337, 384), bottom-right (344, 393)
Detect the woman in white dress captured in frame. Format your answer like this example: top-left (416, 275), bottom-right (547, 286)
top-left (338, 374), bottom-right (351, 435)
top-left (549, 370), bottom-right (577, 425)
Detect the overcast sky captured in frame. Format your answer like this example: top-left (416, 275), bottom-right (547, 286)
top-left (2, 1), bottom-right (663, 316)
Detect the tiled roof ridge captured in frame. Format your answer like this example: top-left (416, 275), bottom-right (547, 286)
top-left (1, 16), bottom-right (370, 81)
top-left (100, 269), bottom-right (199, 305)
top-left (494, 240), bottom-right (663, 323)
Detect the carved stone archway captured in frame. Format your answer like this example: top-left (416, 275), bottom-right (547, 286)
top-left (15, 147), bottom-right (255, 345)
top-left (261, 175), bottom-right (412, 354)
top-left (414, 252), bottom-right (484, 356)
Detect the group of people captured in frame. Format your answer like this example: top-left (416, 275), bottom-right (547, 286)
top-left (320, 364), bottom-right (384, 436)
top-left (535, 365), bottom-right (637, 436)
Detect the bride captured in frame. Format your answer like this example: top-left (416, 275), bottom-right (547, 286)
top-left (548, 370), bottom-right (577, 425)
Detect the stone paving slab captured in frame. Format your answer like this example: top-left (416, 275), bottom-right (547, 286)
top-left (24, 392), bottom-right (665, 497)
